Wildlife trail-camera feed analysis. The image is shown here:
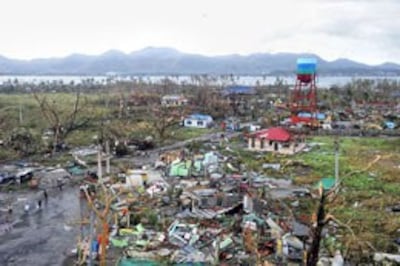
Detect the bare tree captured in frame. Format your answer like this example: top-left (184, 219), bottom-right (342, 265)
top-left (33, 90), bottom-right (91, 154)
top-left (193, 88), bottom-right (230, 119)
top-left (128, 88), bottom-right (160, 107)
top-left (83, 185), bottom-right (121, 266)
top-left (147, 104), bottom-right (189, 142)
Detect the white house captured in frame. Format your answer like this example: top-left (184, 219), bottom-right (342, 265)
top-left (183, 114), bottom-right (213, 128)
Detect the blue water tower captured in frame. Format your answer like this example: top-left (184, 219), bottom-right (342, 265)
top-left (296, 58), bottom-right (317, 83)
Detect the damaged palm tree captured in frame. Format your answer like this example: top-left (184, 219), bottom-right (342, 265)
top-left (33, 90), bottom-right (91, 154)
top-left (307, 184), bottom-right (355, 266)
top-left (306, 184), bottom-right (327, 266)
top-left (306, 137), bottom-right (374, 266)
top-left (307, 137), bottom-right (340, 266)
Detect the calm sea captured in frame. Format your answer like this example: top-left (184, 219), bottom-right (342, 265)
top-left (0, 75), bottom-right (399, 88)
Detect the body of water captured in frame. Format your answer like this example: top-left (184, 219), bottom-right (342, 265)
top-left (0, 74), bottom-right (399, 88)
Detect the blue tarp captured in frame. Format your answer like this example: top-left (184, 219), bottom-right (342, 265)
top-left (298, 112), bottom-right (312, 118)
top-left (297, 112), bottom-right (326, 120)
top-left (385, 121), bottom-right (396, 129)
top-left (223, 85), bottom-right (256, 96)
top-left (91, 240), bottom-right (99, 252)
top-left (316, 113), bottom-right (326, 120)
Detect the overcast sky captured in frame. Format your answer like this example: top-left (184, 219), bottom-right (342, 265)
top-left (1, 0), bottom-right (399, 64)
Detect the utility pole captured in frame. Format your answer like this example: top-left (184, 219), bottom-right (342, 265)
top-left (97, 145), bottom-right (103, 183)
top-left (19, 104), bottom-right (23, 125)
top-left (79, 198), bottom-right (84, 241)
top-left (87, 209), bottom-right (95, 266)
top-left (214, 235), bottom-right (220, 266)
top-left (334, 137), bottom-right (339, 187)
top-left (106, 141), bottom-right (110, 174)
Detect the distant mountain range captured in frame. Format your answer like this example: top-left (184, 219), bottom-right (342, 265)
top-left (0, 47), bottom-right (399, 75)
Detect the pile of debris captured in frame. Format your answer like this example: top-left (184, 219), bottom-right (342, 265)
top-left (74, 146), bottom-right (352, 265)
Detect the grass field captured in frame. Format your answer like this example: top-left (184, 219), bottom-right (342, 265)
top-left (231, 136), bottom-right (400, 258)
top-left (0, 92), bottom-right (221, 161)
top-left (296, 137), bottom-right (399, 252)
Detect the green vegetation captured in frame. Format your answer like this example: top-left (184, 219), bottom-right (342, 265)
top-left (229, 136), bottom-right (400, 258)
top-left (295, 137), bottom-right (400, 253)
top-left (0, 91), bottom-right (214, 161)
top-left (171, 127), bottom-right (217, 141)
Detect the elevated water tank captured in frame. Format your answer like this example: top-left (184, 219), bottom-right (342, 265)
top-left (297, 58), bottom-right (317, 83)
top-left (297, 58), bottom-right (317, 74)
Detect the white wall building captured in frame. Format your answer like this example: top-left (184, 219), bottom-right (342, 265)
top-left (183, 114), bottom-right (213, 128)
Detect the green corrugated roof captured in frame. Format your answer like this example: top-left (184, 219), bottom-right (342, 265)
top-left (317, 177), bottom-right (336, 190)
top-left (118, 258), bottom-right (206, 266)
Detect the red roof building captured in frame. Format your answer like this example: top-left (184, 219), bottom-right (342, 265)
top-left (248, 127), bottom-right (304, 154)
top-left (251, 127), bottom-right (291, 142)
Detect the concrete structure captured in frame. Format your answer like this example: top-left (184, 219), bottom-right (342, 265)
top-left (248, 127), bottom-right (305, 155)
top-left (183, 114), bottom-right (213, 128)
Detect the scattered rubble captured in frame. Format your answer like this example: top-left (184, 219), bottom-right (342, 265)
top-left (68, 140), bottom-right (356, 266)
top-left (1, 121), bottom-right (398, 265)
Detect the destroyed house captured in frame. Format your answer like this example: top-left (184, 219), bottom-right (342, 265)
top-left (168, 152), bottom-right (220, 177)
top-left (161, 95), bottom-right (188, 107)
top-left (169, 160), bottom-right (193, 177)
